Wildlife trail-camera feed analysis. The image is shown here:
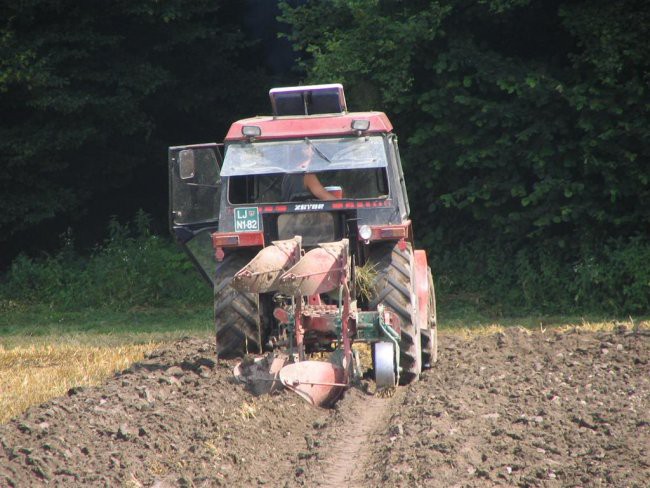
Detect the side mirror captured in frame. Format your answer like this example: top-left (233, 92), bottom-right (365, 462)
top-left (179, 150), bottom-right (196, 180)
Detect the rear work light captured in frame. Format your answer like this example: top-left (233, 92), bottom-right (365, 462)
top-left (242, 125), bottom-right (261, 138)
top-left (351, 119), bottom-right (370, 133)
top-left (358, 225), bottom-right (372, 241)
top-left (357, 224), bottom-right (410, 242)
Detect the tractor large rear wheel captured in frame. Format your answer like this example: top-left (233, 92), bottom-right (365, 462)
top-left (214, 251), bottom-right (261, 358)
top-left (368, 242), bottom-right (421, 385)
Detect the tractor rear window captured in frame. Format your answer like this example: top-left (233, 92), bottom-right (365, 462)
top-left (277, 212), bottom-right (336, 246)
top-left (228, 168), bottom-right (388, 204)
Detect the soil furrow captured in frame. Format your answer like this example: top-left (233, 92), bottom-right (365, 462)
top-left (310, 393), bottom-right (396, 487)
top-left (1, 327), bottom-right (648, 487)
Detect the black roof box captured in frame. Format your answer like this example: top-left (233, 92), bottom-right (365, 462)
top-left (269, 84), bottom-right (347, 116)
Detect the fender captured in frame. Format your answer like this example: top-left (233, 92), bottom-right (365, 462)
top-left (413, 250), bottom-right (430, 332)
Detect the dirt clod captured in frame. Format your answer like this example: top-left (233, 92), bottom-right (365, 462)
top-left (0, 330), bottom-right (648, 487)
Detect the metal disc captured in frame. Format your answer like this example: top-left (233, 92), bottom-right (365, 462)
top-left (374, 342), bottom-right (396, 388)
top-left (279, 361), bottom-right (346, 408)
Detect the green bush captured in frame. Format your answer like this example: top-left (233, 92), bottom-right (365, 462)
top-left (0, 211), bottom-right (210, 310)
top-left (573, 238), bottom-right (650, 314)
top-left (3, 211), bottom-right (648, 316)
top-left (433, 237), bottom-right (650, 316)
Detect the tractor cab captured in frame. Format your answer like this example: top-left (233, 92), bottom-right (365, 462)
top-left (170, 84), bottom-right (410, 285)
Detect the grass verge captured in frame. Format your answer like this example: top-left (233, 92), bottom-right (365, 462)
top-left (440, 303), bottom-right (650, 339)
top-left (0, 304), bottom-right (214, 424)
top-left (0, 343), bottom-right (158, 424)
top-left (0, 304), bottom-right (213, 348)
top-left (440, 301), bottom-right (650, 333)
top-left (1, 302), bottom-right (648, 425)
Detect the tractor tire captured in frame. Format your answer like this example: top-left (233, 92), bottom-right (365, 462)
top-left (421, 267), bottom-right (438, 368)
top-left (214, 250), bottom-right (261, 359)
top-left (368, 242), bottom-right (421, 385)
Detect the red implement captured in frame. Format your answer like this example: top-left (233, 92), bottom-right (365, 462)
top-left (278, 240), bottom-right (348, 296)
top-left (232, 237), bottom-right (302, 293)
top-left (279, 361), bottom-right (347, 408)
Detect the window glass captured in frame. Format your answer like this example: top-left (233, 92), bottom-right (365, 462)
top-left (277, 213), bottom-right (336, 246)
top-left (171, 147), bottom-right (221, 224)
top-left (221, 136), bottom-right (388, 176)
top-left (228, 168), bottom-right (388, 204)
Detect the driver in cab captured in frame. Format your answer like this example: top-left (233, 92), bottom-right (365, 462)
top-left (281, 143), bottom-right (337, 201)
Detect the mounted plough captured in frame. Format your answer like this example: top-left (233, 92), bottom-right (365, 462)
top-left (231, 237), bottom-right (401, 407)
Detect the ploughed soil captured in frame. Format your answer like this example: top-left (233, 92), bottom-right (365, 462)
top-left (1, 327), bottom-right (648, 487)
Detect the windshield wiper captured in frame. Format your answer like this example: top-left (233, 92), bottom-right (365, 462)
top-left (305, 137), bottom-right (331, 164)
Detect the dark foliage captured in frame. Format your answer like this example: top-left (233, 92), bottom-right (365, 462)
top-left (0, 0), bottom-right (276, 262)
top-left (280, 0), bottom-right (650, 314)
top-left (1, 1), bottom-right (648, 314)
top-left (0, 211), bottom-right (209, 310)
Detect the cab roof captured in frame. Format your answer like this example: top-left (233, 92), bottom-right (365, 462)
top-left (224, 112), bottom-right (393, 142)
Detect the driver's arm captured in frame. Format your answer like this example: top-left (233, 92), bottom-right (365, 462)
top-left (304, 173), bottom-right (336, 200)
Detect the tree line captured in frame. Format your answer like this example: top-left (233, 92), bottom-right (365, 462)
top-left (280, 0), bottom-right (650, 313)
top-left (0, 0), bottom-right (280, 261)
top-left (1, 0), bottom-right (648, 313)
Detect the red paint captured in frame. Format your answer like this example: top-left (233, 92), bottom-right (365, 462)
top-left (225, 112), bottom-right (393, 141)
top-left (232, 238), bottom-right (302, 293)
top-left (414, 250), bottom-right (429, 332)
top-left (362, 221), bottom-right (412, 242)
top-left (215, 247), bottom-right (225, 262)
top-left (273, 307), bottom-right (290, 324)
top-left (256, 199), bottom-right (392, 213)
top-left (211, 231), bottom-right (264, 249)
top-left (279, 246), bottom-right (344, 296)
top-left (279, 361), bottom-right (346, 408)
top-left (382, 309), bottom-right (402, 336)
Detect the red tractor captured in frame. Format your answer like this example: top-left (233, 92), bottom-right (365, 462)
top-left (169, 84), bottom-right (436, 406)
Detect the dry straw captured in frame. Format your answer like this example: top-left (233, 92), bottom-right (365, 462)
top-left (354, 260), bottom-right (378, 301)
top-left (0, 343), bottom-right (157, 424)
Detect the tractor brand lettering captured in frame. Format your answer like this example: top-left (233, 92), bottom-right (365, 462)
top-left (234, 207), bottom-right (260, 232)
top-left (293, 203), bottom-right (325, 211)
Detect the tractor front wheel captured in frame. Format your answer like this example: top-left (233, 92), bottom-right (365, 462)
top-left (214, 251), bottom-right (261, 358)
top-left (368, 242), bottom-right (421, 385)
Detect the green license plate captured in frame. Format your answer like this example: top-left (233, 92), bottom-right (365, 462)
top-left (234, 207), bottom-right (260, 232)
